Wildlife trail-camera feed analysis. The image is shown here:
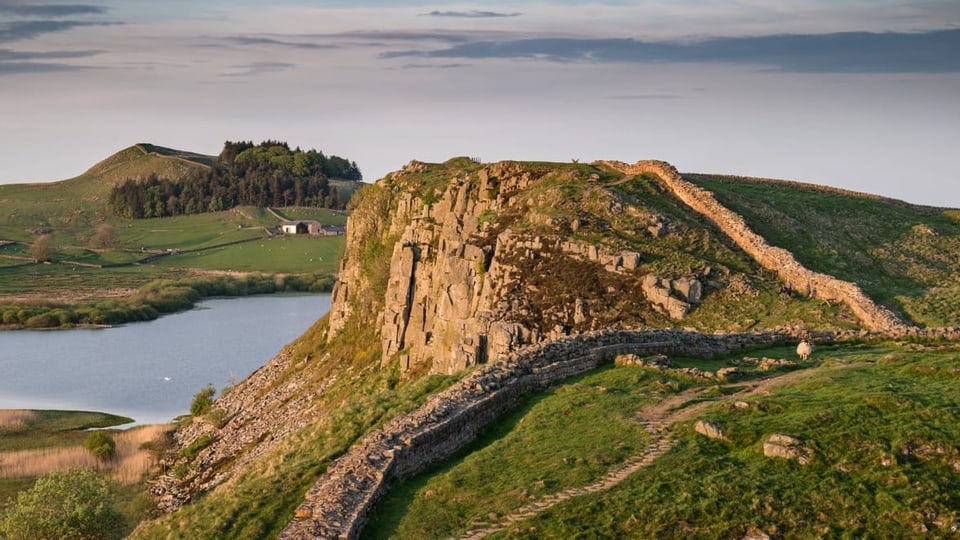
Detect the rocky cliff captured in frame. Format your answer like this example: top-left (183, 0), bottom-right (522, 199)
top-left (327, 157), bottom-right (893, 377)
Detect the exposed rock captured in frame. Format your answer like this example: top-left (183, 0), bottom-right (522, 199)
top-left (573, 298), bottom-right (588, 325)
top-left (673, 277), bottom-right (703, 304)
top-left (742, 526), bottom-right (771, 540)
top-left (695, 420), bottom-right (726, 440)
top-left (759, 357), bottom-right (794, 371)
top-left (642, 274), bottom-right (696, 320)
top-left (716, 367), bottom-right (742, 380)
top-left (763, 434), bottom-right (813, 465)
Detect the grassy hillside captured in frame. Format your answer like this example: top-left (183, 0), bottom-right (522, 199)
top-left (118, 160), bottom-right (960, 538)
top-left (0, 144), bottom-right (213, 243)
top-left (367, 342), bottom-right (960, 538)
top-left (686, 175), bottom-right (960, 326)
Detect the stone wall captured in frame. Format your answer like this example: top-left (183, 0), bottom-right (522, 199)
top-left (279, 327), bottom-right (805, 539)
top-left (601, 160), bottom-right (911, 333)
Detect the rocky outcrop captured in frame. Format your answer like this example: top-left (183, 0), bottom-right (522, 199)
top-left (601, 160), bottom-right (912, 333)
top-left (150, 350), bottom-right (336, 512)
top-left (327, 160), bottom-right (714, 376)
top-left (641, 275), bottom-right (702, 320)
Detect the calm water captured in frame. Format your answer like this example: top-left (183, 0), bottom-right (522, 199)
top-left (0, 294), bottom-right (330, 425)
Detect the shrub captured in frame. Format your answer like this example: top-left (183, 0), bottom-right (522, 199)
top-left (190, 384), bottom-right (216, 416)
top-left (0, 468), bottom-right (124, 540)
top-left (84, 431), bottom-right (117, 460)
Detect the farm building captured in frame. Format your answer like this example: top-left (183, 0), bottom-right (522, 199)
top-left (278, 221), bottom-right (345, 236)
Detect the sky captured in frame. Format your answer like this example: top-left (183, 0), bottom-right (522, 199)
top-left (1, 0), bottom-right (958, 206)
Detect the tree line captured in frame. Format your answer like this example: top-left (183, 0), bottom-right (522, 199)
top-left (108, 141), bottom-right (361, 219)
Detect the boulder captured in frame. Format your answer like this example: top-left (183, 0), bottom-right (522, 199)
top-left (673, 278), bottom-right (703, 304)
top-left (695, 420), bottom-right (725, 440)
top-left (763, 434), bottom-right (813, 465)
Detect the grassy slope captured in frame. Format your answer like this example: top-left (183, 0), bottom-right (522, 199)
top-left (367, 343), bottom-right (960, 539)
top-left (687, 176), bottom-right (960, 326)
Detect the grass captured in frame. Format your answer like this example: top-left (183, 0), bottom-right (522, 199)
top-left (271, 206), bottom-right (348, 226)
top-left (364, 366), bottom-right (678, 539)
top-left (364, 342), bottom-right (960, 538)
top-left (687, 175), bottom-right (960, 326)
top-left (153, 235), bottom-right (344, 273)
top-left (0, 144), bottom-right (350, 305)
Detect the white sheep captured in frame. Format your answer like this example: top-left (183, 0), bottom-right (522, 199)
top-left (796, 340), bottom-right (814, 361)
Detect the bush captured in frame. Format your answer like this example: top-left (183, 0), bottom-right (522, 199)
top-left (190, 384), bottom-right (216, 416)
top-left (0, 468), bottom-right (125, 540)
top-left (84, 431), bottom-right (117, 460)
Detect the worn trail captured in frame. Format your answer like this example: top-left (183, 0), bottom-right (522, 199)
top-left (456, 366), bottom-right (826, 539)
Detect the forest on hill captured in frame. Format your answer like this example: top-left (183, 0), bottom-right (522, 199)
top-left (108, 141), bottom-right (362, 218)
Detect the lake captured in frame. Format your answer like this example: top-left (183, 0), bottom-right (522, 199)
top-left (0, 294), bottom-right (331, 425)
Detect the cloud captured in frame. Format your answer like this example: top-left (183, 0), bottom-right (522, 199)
top-left (316, 30), bottom-right (472, 43)
top-left (221, 61), bottom-right (295, 77)
top-left (0, 47), bottom-right (101, 61)
top-left (395, 62), bottom-right (469, 69)
top-left (0, 19), bottom-right (118, 42)
top-left (607, 94), bottom-right (686, 100)
top-left (381, 29), bottom-right (960, 73)
top-left (0, 3), bottom-right (106, 17)
top-left (225, 36), bottom-right (336, 50)
top-left (423, 10), bottom-right (521, 18)
top-left (0, 47), bottom-right (101, 75)
top-left (0, 60), bottom-right (93, 74)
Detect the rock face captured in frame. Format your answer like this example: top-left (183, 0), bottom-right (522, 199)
top-left (327, 160), bottom-right (717, 375)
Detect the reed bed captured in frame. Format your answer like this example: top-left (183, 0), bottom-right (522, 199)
top-left (0, 424), bottom-right (170, 484)
top-left (0, 410), bottom-right (37, 432)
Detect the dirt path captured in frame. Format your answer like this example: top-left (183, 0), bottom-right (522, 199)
top-left (457, 366), bottom-right (826, 539)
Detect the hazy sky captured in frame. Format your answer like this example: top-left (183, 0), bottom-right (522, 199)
top-left (1, 1), bottom-right (958, 206)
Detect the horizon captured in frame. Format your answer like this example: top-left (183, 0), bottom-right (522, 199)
top-left (1, 1), bottom-right (958, 207)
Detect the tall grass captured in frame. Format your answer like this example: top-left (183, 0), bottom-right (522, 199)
top-left (0, 410), bottom-right (36, 432)
top-left (0, 425), bottom-right (168, 484)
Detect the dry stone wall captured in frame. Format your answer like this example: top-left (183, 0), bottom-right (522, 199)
top-left (601, 160), bottom-right (911, 333)
top-left (280, 327), bottom-right (813, 539)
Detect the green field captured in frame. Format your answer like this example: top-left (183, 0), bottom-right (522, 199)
top-left (153, 235), bottom-right (344, 273)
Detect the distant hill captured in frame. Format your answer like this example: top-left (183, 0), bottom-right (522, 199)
top-left (73, 143), bottom-right (215, 191)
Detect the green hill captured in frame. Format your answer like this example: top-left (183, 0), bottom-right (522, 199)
top-left (0, 144), bottom-right (214, 244)
top-left (125, 158), bottom-right (960, 539)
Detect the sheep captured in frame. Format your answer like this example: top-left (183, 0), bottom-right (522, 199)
top-left (796, 340), bottom-right (814, 361)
